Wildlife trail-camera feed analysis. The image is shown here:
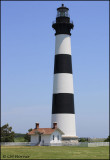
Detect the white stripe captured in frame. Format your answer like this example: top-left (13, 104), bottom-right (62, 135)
top-left (55, 34), bottom-right (71, 55)
top-left (53, 73), bottom-right (74, 94)
top-left (51, 114), bottom-right (76, 136)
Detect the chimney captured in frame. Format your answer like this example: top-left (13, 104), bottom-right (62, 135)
top-left (53, 122), bottom-right (57, 129)
top-left (35, 123), bottom-right (39, 129)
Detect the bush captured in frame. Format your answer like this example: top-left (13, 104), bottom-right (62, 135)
top-left (79, 137), bottom-right (90, 142)
top-left (104, 136), bottom-right (110, 142)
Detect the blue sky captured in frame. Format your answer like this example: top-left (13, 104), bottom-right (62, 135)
top-left (1, 1), bottom-right (109, 138)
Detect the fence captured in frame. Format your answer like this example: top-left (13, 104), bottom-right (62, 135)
top-left (0, 142), bottom-right (36, 146)
top-left (1, 142), bottom-right (109, 147)
top-left (88, 142), bottom-right (109, 147)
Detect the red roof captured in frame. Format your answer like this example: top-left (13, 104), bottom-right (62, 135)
top-left (28, 128), bottom-right (64, 135)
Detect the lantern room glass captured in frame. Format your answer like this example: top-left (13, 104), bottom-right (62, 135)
top-left (57, 9), bottom-right (69, 17)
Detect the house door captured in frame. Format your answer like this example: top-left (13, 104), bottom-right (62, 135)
top-left (39, 134), bottom-right (41, 143)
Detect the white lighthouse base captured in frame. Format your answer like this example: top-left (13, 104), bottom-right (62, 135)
top-left (50, 136), bottom-right (79, 146)
top-left (51, 114), bottom-right (78, 145)
top-left (61, 135), bottom-right (79, 145)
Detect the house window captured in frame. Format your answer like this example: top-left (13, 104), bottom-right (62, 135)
top-left (57, 135), bottom-right (59, 140)
top-left (53, 135), bottom-right (54, 140)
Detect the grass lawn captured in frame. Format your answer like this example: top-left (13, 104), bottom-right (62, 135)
top-left (1, 146), bottom-right (109, 159)
top-left (14, 137), bottom-right (26, 142)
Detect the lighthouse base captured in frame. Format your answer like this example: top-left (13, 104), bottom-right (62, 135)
top-left (62, 136), bottom-right (79, 145)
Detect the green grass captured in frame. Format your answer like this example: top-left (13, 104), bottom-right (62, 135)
top-left (14, 137), bottom-right (26, 142)
top-left (14, 133), bottom-right (27, 142)
top-left (1, 146), bottom-right (109, 159)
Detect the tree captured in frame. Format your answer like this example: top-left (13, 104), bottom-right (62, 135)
top-left (104, 136), bottom-right (110, 142)
top-left (1, 123), bottom-right (15, 142)
top-left (24, 128), bottom-right (32, 142)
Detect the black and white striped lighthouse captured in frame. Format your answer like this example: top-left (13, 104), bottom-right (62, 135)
top-left (51, 4), bottom-right (78, 140)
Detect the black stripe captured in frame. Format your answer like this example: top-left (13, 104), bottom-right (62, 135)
top-left (52, 93), bottom-right (75, 114)
top-left (54, 54), bottom-right (72, 74)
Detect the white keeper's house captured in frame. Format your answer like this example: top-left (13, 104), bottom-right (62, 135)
top-left (28, 123), bottom-right (64, 146)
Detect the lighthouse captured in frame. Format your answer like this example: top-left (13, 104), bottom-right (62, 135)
top-left (51, 4), bottom-right (78, 142)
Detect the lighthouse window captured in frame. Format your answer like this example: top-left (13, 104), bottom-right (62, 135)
top-left (53, 135), bottom-right (54, 140)
top-left (60, 11), bottom-right (65, 17)
top-left (57, 10), bottom-right (69, 17)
